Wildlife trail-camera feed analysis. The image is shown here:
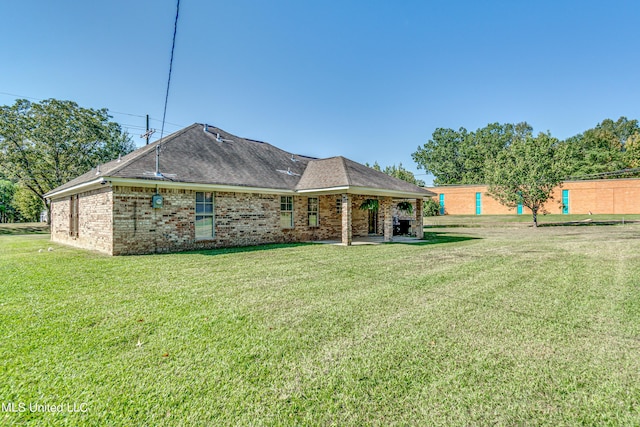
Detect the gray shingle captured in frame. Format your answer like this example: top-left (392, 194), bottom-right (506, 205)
top-left (46, 124), bottom-right (434, 198)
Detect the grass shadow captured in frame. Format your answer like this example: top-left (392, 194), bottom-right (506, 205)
top-left (168, 242), bottom-right (317, 256)
top-left (0, 224), bottom-right (50, 235)
top-left (539, 220), bottom-right (639, 227)
top-left (389, 232), bottom-right (481, 246)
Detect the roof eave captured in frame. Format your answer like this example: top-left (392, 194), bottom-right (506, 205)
top-left (45, 177), bottom-right (107, 200)
top-left (47, 176), bottom-right (300, 198)
top-left (296, 185), bottom-right (434, 198)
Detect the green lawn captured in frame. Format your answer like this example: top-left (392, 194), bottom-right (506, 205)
top-left (425, 213), bottom-right (640, 228)
top-left (1, 226), bottom-right (640, 425)
top-left (0, 222), bottom-right (50, 235)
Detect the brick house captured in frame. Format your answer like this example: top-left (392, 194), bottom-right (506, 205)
top-left (45, 124), bottom-right (433, 255)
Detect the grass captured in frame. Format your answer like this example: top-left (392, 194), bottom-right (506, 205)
top-left (1, 226), bottom-right (640, 425)
top-left (425, 213), bottom-right (640, 228)
top-left (0, 222), bottom-right (49, 235)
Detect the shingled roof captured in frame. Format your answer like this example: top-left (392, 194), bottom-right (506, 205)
top-left (46, 124), bottom-right (434, 198)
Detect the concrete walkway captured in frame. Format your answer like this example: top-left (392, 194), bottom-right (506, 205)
top-left (311, 235), bottom-right (424, 246)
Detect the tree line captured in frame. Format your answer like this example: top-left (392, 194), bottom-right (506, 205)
top-left (411, 117), bottom-right (640, 226)
top-left (412, 117), bottom-right (640, 186)
top-left (0, 99), bottom-right (135, 223)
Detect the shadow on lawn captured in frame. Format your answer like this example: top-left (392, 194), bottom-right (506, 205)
top-left (0, 224), bottom-right (50, 235)
top-left (539, 220), bottom-right (639, 227)
top-left (175, 242), bottom-right (316, 256)
top-left (403, 232), bottom-right (481, 246)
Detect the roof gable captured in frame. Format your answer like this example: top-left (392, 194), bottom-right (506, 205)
top-left (296, 156), bottom-right (432, 196)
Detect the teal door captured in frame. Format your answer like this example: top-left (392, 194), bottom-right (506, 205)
top-left (562, 190), bottom-right (569, 214)
top-left (439, 194), bottom-right (445, 215)
top-left (475, 192), bottom-right (481, 215)
top-left (517, 191), bottom-right (523, 215)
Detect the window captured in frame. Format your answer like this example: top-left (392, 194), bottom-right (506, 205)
top-left (196, 192), bottom-right (214, 239)
top-left (308, 197), bottom-right (319, 227)
top-left (336, 198), bottom-right (342, 214)
top-left (280, 196), bottom-right (294, 228)
top-left (475, 192), bottom-right (482, 215)
top-left (69, 195), bottom-right (79, 238)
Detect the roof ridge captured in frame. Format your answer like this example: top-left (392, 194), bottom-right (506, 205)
top-left (337, 156), bottom-right (352, 186)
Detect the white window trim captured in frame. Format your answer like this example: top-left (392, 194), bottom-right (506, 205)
top-left (281, 196), bottom-right (294, 229)
top-left (195, 191), bottom-right (215, 240)
top-left (308, 197), bottom-right (319, 227)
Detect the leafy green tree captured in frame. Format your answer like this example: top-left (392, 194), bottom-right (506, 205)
top-left (412, 122), bottom-right (533, 185)
top-left (366, 162), bottom-right (425, 186)
top-left (0, 99), bottom-right (134, 222)
top-left (486, 132), bottom-right (567, 227)
top-left (0, 180), bottom-right (17, 223)
top-left (412, 127), bottom-right (468, 185)
top-left (560, 117), bottom-right (640, 177)
top-left (624, 132), bottom-right (640, 168)
top-left (12, 183), bottom-right (44, 222)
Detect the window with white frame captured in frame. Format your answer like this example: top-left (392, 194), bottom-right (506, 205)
top-left (308, 197), bottom-right (319, 227)
top-left (280, 196), bottom-right (294, 228)
top-left (195, 192), bottom-right (214, 239)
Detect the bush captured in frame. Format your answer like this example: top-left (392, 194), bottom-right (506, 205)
top-left (424, 198), bottom-right (440, 216)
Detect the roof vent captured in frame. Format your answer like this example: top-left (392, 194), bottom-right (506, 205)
top-left (276, 167), bottom-right (300, 177)
top-left (214, 133), bottom-right (233, 143)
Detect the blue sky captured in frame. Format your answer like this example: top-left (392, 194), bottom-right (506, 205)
top-left (2, 1), bottom-right (639, 185)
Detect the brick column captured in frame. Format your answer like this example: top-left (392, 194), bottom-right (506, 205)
top-left (341, 193), bottom-right (352, 245)
top-left (415, 198), bottom-right (424, 239)
top-left (382, 197), bottom-right (393, 242)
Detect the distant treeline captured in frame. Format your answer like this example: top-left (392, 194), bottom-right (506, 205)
top-left (412, 117), bottom-right (640, 185)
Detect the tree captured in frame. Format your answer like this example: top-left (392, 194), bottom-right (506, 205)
top-left (560, 117), bottom-right (640, 177)
top-left (0, 99), bottom-right (134, 222)
top-left (366, 162), bottom-right (425, 186)
top-left (412, 122), bottom-right (533, 185)
top-left (412, 127), bottom-right (468, 185)
top-left (12, 184), bottom-right (43, 222)
top-left (485, 132), bottom-right (566, 227)
top-left (0, 180), bottom-right (17, 223)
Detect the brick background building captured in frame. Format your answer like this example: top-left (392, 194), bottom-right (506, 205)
top-left (427, 178), bottom-right (640, 215)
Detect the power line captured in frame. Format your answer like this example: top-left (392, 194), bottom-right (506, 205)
top-left (0, 90), bottom-right (187, 132)
top-left (159, 0), bottom-right (181, 142)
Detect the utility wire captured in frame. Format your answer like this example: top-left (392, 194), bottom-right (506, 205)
top-left (159, 0), bottom-right (181, 142)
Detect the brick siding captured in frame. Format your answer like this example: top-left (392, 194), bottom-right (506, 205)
top-left (50, 187), bottom-right (113, 254)
top-left (50, 185), bottom-right (417, 255)
top-left (428, 178), bottom-right (640, 215)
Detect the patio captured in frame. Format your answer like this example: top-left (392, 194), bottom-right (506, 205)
top-left (312, 235), bottom-right (424, 245)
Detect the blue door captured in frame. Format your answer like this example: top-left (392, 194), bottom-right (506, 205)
top-left (475, 192), bottom-right (481, 215)
top-left (562, 190), bottom-right (569, 214)
top-left (517, 191), bottom-right (523, 215)
top-left (439, 194), bottom-right (445, 215)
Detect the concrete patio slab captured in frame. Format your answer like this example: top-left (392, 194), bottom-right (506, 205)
top-left (310, 235), bottom-right (424, 245)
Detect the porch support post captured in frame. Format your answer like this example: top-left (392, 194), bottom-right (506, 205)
top-left (341, 193), bottom-right (352, 246)
top-left (382, 197), bottom-right (393, 242)
top-left (415, 198), bottom-right (424, 239)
